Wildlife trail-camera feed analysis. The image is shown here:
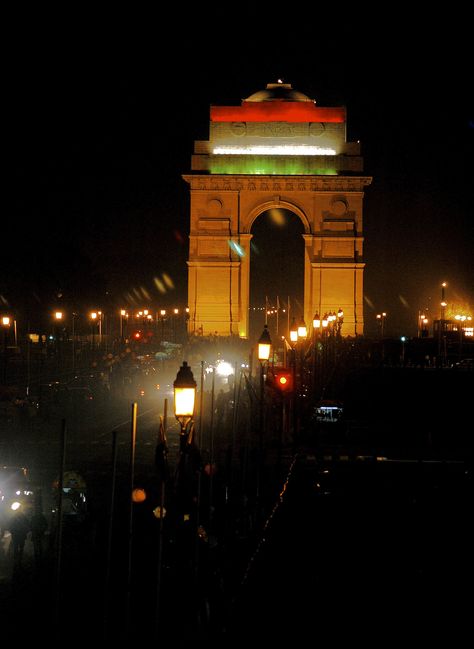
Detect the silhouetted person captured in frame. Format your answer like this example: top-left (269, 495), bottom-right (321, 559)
top-left (30, 510), bottom-right (48, 566)
top-left (9, 511), bottom-right (30, 567)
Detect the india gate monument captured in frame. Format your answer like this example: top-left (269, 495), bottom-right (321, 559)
top-left (184, 81), bottom-right (372, 339)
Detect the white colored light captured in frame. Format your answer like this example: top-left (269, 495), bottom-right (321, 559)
top-left (212, 145), bottom-right (336, 156)
top-left (216, 361), bottom-right (234, 377)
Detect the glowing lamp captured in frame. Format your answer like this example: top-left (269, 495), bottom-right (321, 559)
top-left (297, 317), bottom-right (307, 339)
top-left (290, 318), bottom-right (298, 343)
top-left (257, 324), bottom-right (272, 361)
top-left (313, 313), bottom-right (321, 329)
top-left (174, 361), bottom-right (197, 426)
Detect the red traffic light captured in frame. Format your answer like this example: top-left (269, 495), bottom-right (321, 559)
top-left (274, 369), bottom-right (293, 392)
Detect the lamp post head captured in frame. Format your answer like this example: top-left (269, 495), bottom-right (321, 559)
top-left (297, 317), bottom-right (307, 340)
top-left (257, 324), bottom-right (272, 361)
top-left (174, 361), bottom-right (197, 427)
top-left (289, 317), bottom-right (298, 344)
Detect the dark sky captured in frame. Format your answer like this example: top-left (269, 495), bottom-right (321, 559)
top-left (3, 13), bottom-right (473, 336)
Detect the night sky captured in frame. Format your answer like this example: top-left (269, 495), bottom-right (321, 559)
top-left (4, 13), bottom-right (473, 336)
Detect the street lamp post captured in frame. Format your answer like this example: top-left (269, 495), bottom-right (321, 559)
top-left (90, 312), bottom-right (97, 350)
top-left (289, 318), bottom-right (298, 439)
top-left (174, 361), bottom-right (197, 474)
top-left (400, 336), bottom-right (407, 365)
top-left (98, 311), bottom-right (103, 348)
top-left (160, 310), bottom-right (166, 343)
top-left (54, 311), bottom-right (63, 363)
top-left (2, 316), bottom-right (11, 383)
top-left (173, 308), bottom-right (179, 343)
top-left (173, 359), bottom-right (199, 589)
top-left (72, 312), bottom-right (77, 371)
top-left (376, 312), bottom-right (387, 361)
top-left (120, 310), bottom-right (127, 341)
top-left (257, 324), bottom-right (272, 430)
top-left (376, 312), bottom-right (387, 339)
top-left (312, 313), bottom-right (321, 398)
top-left (439, 282), bottom-right (447, 365)
top-left (418, 311), bottom-right (429, 338)
top-left (256, 324), bottom-right (272, 520)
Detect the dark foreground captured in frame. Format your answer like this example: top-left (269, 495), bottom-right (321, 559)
top-left (221, 452), bottom-right (472, 646)
top-left (0, 445), bottom-right (471, 646)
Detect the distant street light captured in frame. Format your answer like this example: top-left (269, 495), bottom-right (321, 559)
top-left (289, 318), bottom-right (298, 345)
top-left (160, 309), bottom-right (166, 342)
top-left (312, 313), bottom-right (321, 333)
top-left (120, 309), bottom-right (127, 340)
top-left (297, 317), bottom-right (307, 340)
top-left (90, 312), bottom-right (98, 349)
top-left (321, 313), bottom-right (329, 336)
top-left (418, 311), bottom-right (429, 338)
top-left (376, 312), bottom-right (387, 361)
top-left (439, 282), bottom-right (448, 365)
top-left (90, 311), bottom-right (103, 349)
top-left (376, 312), bottom-right (387, 338)
top-left (400, 336), bottom-right (407, 364)
top-left (53, 311), bottom-right (64, 360)
top-left (72, 312), bottom-right (77, 370)
top-left (2, 316), bottom-right (11, 382)
top-left (440, 282), bottom-right (447, 321)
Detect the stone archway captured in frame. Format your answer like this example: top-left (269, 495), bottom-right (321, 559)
top-left (245, 199), bottom-right (311, 234)
top-left (248, 205), bottom-right (306, 342)
top-left (183, 82), bottom-right (372, 339)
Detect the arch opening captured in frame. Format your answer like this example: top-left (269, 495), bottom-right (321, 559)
top-left (249, 208), bottom-right (305, 345)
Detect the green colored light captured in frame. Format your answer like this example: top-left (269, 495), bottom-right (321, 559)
top-left (208, 155), bottom-right (338, 175)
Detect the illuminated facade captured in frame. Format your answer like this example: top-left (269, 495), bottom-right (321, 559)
top-left (184, 82), bottom-right (372, 338)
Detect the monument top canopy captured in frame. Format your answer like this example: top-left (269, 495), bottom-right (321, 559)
top-left (244, 80), bottom-right (315, 104)
top-left (210, 80), bottom-right (345, 124)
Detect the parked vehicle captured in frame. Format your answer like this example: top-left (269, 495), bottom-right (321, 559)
top-left (312, 400), bottom-right (344, 423)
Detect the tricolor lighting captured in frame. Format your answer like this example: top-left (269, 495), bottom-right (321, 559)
top-left (212, 145), bottom-right (336, 156)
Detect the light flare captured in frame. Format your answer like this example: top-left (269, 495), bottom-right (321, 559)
top-left (228, 240), bottom-right (245, 257)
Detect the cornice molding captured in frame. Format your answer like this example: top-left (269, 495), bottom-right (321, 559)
top-left (182, 174), bottom-right (372, 192)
